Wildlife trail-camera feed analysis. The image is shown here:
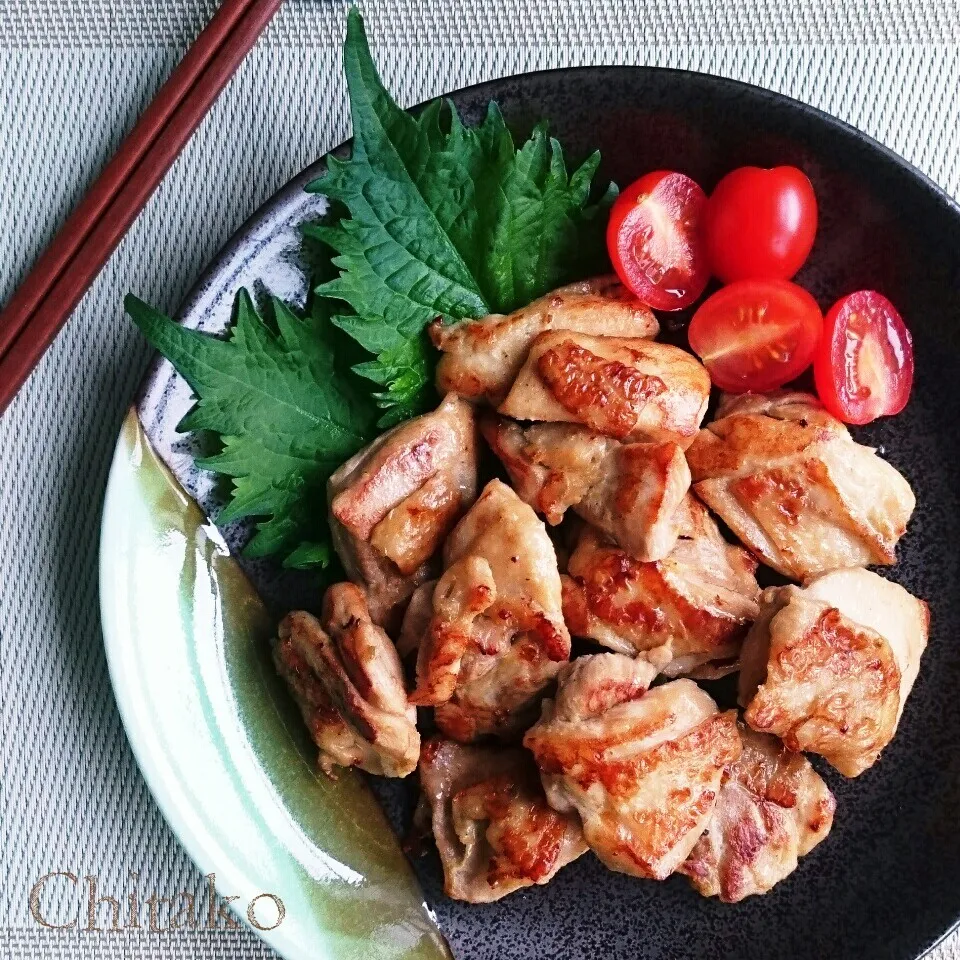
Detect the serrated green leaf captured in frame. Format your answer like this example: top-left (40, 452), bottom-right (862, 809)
top-left (282, 540), bottom-right (333, 570)
top-left (127, 7), bottom-right (616, 570)
top-left (351, 333), bottom-right (436, 427)
top-left (307, 8), bottom-right (614, 421)
top-left (126, 292), bottom-right (378, 566)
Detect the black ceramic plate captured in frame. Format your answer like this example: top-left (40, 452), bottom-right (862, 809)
top-left (135, 67), bottom-right (960, 960)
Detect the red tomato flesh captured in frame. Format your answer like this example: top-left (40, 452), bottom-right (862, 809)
top-left (688, 279), bottom-right (823, 393)
top-left (606, 170), bottom-right (709, 311)
top-left (813, 290), bottom-right (914, 424)
top-left (704, 165), bottom-right (818, 283)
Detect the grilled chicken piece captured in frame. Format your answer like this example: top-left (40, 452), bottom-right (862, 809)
top-left (273, 584), bottom-right (420, 778)
top-left (328, 395), bottom-right (478, 629)
top-left (410, 479), bottom-right (571, 740)
top-left (687, 391), bottom-right (916, 580)
top-left (431, 276), bottom-right (658, 406)
top-left (680, 725), bottom-right (835, 902)
top-left (739, 568), bottom-right (929, 777)
top-left (418, 739), bottom-right (587, 902)
top-left (396, 580), bottom-right (436, 660)
top-left (562, 497), bottom-right (760, 677)
top-left (524, 654), bottom-right (741, 880)
top-left (481, 414), bottom-right (690, 561)
top-left (498, 332), bottom-right (711, 448)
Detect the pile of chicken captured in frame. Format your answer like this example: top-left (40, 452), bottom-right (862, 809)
top-left (273, 277), bottom-right (928, 905)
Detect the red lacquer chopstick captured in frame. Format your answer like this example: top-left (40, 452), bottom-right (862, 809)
top-left (0, 0), bottom-right (283, 416)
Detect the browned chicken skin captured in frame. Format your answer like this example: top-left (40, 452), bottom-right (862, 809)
top-left (431, 276), bottom-right (658, 406)
top-left (273, 583), bottom-right (420, 778)
top-left (680, 725), bottom-right (835, 902)
top-left (481, 414), bottom-right (690, 561)
top-left (562, 497), bottom-right (760, 677)
top-left (687, 391), bottom-right (916, 580)
top-left (739, 568), bottom-right (929, 777)
top-left (525, 653), bottom-right (741, 880)
top-left (409, 479), bottom-right (571, 741)
top-left (418, 739), bottom-right (587, 902)
top-left (328, 394), bottom-right (478, 629)
top-left (499, 332), bottom-right (711, 447)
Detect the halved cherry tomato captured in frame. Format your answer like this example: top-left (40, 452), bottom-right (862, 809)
top-left (688, 279), bottom-right (823, 393)
top-left (813, 290), bottom-right (914, 424)
top-left (704, 166), bottom-right (817, 283)
top-left (606, 170), bottom-right (709, 311)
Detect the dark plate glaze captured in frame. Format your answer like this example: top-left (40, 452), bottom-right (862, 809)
top-left (135, 67), bottom-right (960, 960)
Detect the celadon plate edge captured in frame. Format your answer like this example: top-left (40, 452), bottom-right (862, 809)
top-left (99, 408), bottom-right (449, 960)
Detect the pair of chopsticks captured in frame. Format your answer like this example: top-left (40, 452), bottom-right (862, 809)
top-left (0, 0), bottom-right (283, 417)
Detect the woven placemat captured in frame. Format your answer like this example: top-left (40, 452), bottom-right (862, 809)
top-left (1, 2), bottom-right (958, 957)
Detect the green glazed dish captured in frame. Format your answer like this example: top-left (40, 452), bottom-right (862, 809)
top-left (99, 409), bottom-right (448, 960)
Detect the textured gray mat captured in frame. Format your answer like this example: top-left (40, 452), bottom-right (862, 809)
top-left (1, 2), bottom-right (959, 958)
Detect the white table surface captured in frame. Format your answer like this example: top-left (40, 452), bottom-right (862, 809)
top-left (1, 2), bottom-right (958, 957)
